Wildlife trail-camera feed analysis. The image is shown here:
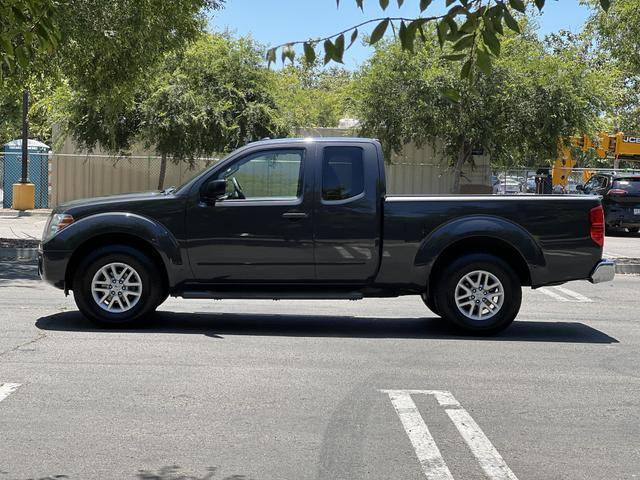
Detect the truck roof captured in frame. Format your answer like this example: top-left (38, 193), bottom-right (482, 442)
top-left (245, 137), bottom-right (378, 147)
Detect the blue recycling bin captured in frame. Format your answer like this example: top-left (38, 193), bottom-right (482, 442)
top-left (2, 139), bottom-right (50, 208)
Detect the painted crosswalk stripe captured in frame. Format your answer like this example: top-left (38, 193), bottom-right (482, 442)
top-left (0, 383), bottom-right (21, 403)
top-left (446, 408), bottom-right (519, 480)
top-left (381, 390), bottom-right (519, 480)
top-left (382, 390), bottom-right (454, 480)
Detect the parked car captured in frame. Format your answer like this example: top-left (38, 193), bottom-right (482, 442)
top-left (494, 175), bottom-right (523, 194)
top-left (577, 173), bottom-right (640, 233)
top-left (525, 176), bottom-right (537, 193)
top-left (39, 137), bottom-right (614, 335)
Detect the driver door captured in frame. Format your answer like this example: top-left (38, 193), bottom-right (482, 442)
top-left (186, 147), bottom-right (316, 283)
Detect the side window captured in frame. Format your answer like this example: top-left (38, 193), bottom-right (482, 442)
top-left (584, 175), bottom-right (600, 192)
top-left (322, 146), bottom-right (365, 201)
top-left (216, 149), bottom-right (304, 200)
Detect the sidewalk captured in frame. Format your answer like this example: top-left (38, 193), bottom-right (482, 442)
top-left (0, 211), bottom-right (50, 238)
top-left (0, 209), bottom-right (50, 252)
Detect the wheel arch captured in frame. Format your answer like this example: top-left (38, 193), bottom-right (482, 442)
top-left (428, 236), bottom-right (532, 290)
top-left (417, 215), bottom-right (544, 296)
top-left (65, 233), bottom-right (170, 297)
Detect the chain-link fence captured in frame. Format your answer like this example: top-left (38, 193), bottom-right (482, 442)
top-left (1, 144), bottom-right (50, 209)
top-left (492, 167), bottom-right (640, 195)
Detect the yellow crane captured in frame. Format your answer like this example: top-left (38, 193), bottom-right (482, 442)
top-left (553, 132), bottom-right (640, 188)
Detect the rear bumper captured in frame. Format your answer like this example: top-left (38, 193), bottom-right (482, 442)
top-left (605, 208), bottom-right (640, 228)
top-left (589, 259), bottom-right (616, 284)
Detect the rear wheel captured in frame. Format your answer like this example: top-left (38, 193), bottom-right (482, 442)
top-left (72, 245), bottom-right (162, 328)
top-left (433, 253), bottom-right (521, 335)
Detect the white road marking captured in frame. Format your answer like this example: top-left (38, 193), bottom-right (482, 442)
top-left (446, 408), bottom-right (519, 480)
top-left (381, 390), bottom-right (519, 480)
top-left (0, 383), bottom-right (20, 403)
top-left (537, 286), bottom-right (593, 302)
top-left (381, 390), bottom-right (454, 480)
top-left (552, 286), bottom-right (593, 303)
top-left (537, 287), bottom-right (570, 302)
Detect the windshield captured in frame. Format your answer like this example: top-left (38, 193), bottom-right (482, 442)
top-left (612, 178), bottom-right (640, 195)
top-left (170, 154), bottom-right (229, 194)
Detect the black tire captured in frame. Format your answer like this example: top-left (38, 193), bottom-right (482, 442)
top-left (628, 227), bottom-right (640, 234)
top-left (433, 253), bottom-right (522, 335)
top-left (72, 245), bottom-right (162, 328)
top-left (421, 292), bottom-right (440, 316)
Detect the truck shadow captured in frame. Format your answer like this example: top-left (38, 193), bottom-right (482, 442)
top-left (36, 311), bottom-right (619, 344)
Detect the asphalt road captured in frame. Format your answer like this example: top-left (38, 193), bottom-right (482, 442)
top-left (0, 260), bottom-right (639, 480)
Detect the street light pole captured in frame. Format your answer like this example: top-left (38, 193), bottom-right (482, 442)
top-left (21, 89), bottom-right (29, 183)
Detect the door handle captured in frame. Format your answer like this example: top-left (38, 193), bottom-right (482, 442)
top-left (282, 212), bottom-right (308, 220)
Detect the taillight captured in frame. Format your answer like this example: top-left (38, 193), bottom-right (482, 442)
top-left (590, 205), bottom-right (605, 247)
top-left (607, 189), bottom-right (627, 196)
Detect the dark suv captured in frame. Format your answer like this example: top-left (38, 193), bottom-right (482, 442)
top-left (578, 173), bottom-right (640, 233)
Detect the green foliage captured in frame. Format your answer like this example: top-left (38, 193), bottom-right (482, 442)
top-left (269, 0), bottom-right (610, 83)
top-left (352, 26), bottom-right (611, 190)
top-left (140, 34), bottom-right (288, 162)
top-left (273, 60), bottom-right (355, 129)
top-left (0, 0), bottom-right (60, 80)
top-left (587, 0), bottom-right (640, 133)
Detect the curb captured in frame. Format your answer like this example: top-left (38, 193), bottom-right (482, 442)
top-left (0, 247), bottom-right (38, 261)
top-left (0, 209), bottom-right (52, 218)
top-left (615, 263), bottom-right (640, 275)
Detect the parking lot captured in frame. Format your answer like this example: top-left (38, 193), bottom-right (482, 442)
top-left (1, 255), bottom-right (639, 480)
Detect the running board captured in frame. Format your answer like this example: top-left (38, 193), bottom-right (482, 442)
top-left (181, 290), bottom-right (364, 300)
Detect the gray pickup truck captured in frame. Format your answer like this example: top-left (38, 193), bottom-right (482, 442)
top-left (39, 137), bottom-right (614, 334)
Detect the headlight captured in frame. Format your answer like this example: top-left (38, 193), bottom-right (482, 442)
top-left (42, 213), bottom-right (74, 242)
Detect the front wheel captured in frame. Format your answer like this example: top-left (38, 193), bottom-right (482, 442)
top-left (72, 245), bottom-right (162, 328)
top-left (433, 253), bottom-right (522, 335)
top-left (628, 227), bottom-right (639, 234)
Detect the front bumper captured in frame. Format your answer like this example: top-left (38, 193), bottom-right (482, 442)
top-left (589, 259), bottom-right (616, 284)
top-left (38, 247), bottom-right (71, 290)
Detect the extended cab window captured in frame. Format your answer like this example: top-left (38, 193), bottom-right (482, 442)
top-left (322, 146), bottom-right (364, 201)
top-left (217, 149), bottom-right (304, 200)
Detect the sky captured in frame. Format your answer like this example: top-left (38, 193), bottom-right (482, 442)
top-left (208, 0), bottom-right (593, 69)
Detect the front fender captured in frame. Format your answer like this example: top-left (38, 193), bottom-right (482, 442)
top-left (45, 212), bottom-right (184, 286)
top-left (415, 215), bottom-right (546, 278)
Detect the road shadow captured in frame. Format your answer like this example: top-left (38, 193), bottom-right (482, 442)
top-left (606, 228), bottom-right (640, 238)
top-left (36, 310), bottom-right (619, 344)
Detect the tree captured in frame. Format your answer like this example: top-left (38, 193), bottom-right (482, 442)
top-left (352, 25), bottom-right (609, 192)
top-left (273, 61), bottom-right (354, 129)
top-left (586, 0), bottom-right (640, 133)
top-left (0, 0), bottom-right (225, 147)
top-left (268, 0), bottom-right (611, 87)
top-left (0, 0), bottom-right (59, 80)
top-left (139, 34), bottom-right (288, 189)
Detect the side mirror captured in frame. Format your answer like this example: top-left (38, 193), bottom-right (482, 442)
top-left (202, 179), bottom-right (227, 203)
